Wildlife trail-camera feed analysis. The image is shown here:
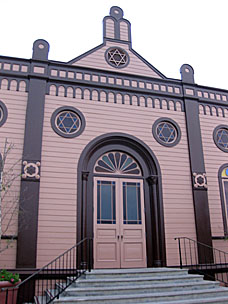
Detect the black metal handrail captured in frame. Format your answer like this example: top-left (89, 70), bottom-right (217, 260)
top-left (175, 237), bottom-right (228, 286)
top-left (1, 237), bottom-right (92, 304)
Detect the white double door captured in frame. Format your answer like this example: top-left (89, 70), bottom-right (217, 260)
top-left (94, 177), bottom-right (147, 268)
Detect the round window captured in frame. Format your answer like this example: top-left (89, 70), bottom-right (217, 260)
top-left (152, 118), bottom-right (181, 147)
top-left (214, 125), bottom-right (228, 152)
top-left (0, 100), bottom-right (8, 127)
top-left (56, 111), bottom-right (81, 134)
top-left (0, 107), bottom-right (3, 121)
top-left (51, 106), bottom-right (85, 138)
top-left (105, 47), bottom-right (129, 68)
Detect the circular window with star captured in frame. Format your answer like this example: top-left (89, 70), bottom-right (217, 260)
top-left (105, 47), bottom-right (129, 68)
top-left (0, 100), bottom-right (8, 127)
top-left (213, 125), bottom-right (228, 153)
top-left (152, 118), bottom-right (181, 147)
top-left (51, 106), bottom-right (85, 138)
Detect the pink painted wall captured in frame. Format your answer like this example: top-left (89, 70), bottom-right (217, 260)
top-left (200, 109), bottom-right (228, 237)
top-left (0, 241), bottom-right (17, 268)
top-left (105, 18), bottom-right (115, 39)
top-left (200, 107), bottom-right (228, 253)
top-left (213, 240), bottom-right (228, 255)
top-left (0, 80), bottom-right (27, 269)
top-left (36, 88), bottom-right (196, 267)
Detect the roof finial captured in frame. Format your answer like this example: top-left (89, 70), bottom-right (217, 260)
top-left (110, 6), bottom-right (123, 20)
top-left (180, 64), bottom-right (195, 84)
top-left (32, 39), bottom-right (49, 60)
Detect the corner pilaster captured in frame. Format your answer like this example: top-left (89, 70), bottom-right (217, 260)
top-left (16, 40), bottom-right (49, 268)
top-left (181, 64), bottom-right (213, 263)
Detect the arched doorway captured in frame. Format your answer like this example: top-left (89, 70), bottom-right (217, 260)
top-left (93, 151), bottom-right (146, 268)
top-left (77, 133), bottom-right (166, 268)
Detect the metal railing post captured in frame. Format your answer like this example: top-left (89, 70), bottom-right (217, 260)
top-left (175, 237), bottom-right (228, 287)
top-left (5, 288), bottom-right (8, 304)
top-left (89, 238), bottom-right (92, 272)
top-left (175, 237), bottom-right (183, 269)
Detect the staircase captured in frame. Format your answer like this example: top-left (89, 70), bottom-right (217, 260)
top-left (51, 268), bottom-right (228, 304)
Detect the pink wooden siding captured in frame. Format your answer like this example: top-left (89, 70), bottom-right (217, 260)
top-left (200, 113), bottom-right (228, 240)
top-left (105, 18), bottom-right (115, 39)
top-left (0, 87), bottom-right (27, 269)
top-left (120, 21), bottom-right (129, 41)
top-left (71, 41), bottom-right (162, 79)
top-left (0, 240), bottom-right (17, 268)
top-left (37, 94), bottom-right (195, 267)
top-left (213, 240), bottom-right (228, 253)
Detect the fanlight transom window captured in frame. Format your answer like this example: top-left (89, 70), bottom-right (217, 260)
top-left (94, 152), bottom-right (141, 175)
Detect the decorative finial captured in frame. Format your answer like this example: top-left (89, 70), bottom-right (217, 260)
top-left (180, 64), bottom-right (195, 84)
top-left (110, 6), bottom-right (124, 20)
top-left (32, 39), bottom-right (49, 60)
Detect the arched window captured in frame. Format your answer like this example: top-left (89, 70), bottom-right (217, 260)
top-left (219, 164), bottom-right (228, 234)
top-left (94, 151), bottom-right (141, 176)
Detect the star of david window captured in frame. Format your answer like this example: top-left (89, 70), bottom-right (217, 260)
top-left (94, 151), bottom-right (141, 176)
top-left (156, 122), bottom-right (176, 143)
top-left (0, 100), bottom-right (8, 127)
top-left (214, 126), bottom-right (228, 152)
top-left (152, 118), bottom-right (181, 147)
top-left (56, 111), bottom-right (80, 134)
top-left (51, 106), bottom-right (85, 138)
top-left (105, 47), bottom-right (129, 68)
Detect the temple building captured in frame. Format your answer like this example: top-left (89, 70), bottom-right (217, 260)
top-left (1, 6), bottom-right (228, 272)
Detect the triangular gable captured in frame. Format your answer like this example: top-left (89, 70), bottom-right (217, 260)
top-left (68, 6), bottom-right (166, 79)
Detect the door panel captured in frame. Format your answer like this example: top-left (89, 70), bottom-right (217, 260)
top-left (94, 179), bottom-right (120, 268)
top-left (94, 225), bottom-right (120, 268)
top-left (122, 242), bottom-right (145, 261)
top-left (120, 180), bottom-right (147, 268)
top-left (94, 178), bottom-right (146, 269)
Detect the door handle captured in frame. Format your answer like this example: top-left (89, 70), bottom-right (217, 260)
top-left (121, 235), bottom-right (123, 240)
top-left (117, 235), bottom-right (120, 240)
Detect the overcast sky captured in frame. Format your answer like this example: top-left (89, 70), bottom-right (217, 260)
top-left (1, 0), bottom-right (228, 90)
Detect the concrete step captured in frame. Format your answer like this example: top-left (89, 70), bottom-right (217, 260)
top-left (142, 297), bottom-right (228, 304)
top-left (52, 267), bottom-right (228, 304)
top-left (83, 267), bottom-right (189, 279)
top-left (54, 287), bottom-right (228, 303)
top-left (64, 281), bottom-right (220, 297)
top-left (69, 273), bottom-right (205, 287)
